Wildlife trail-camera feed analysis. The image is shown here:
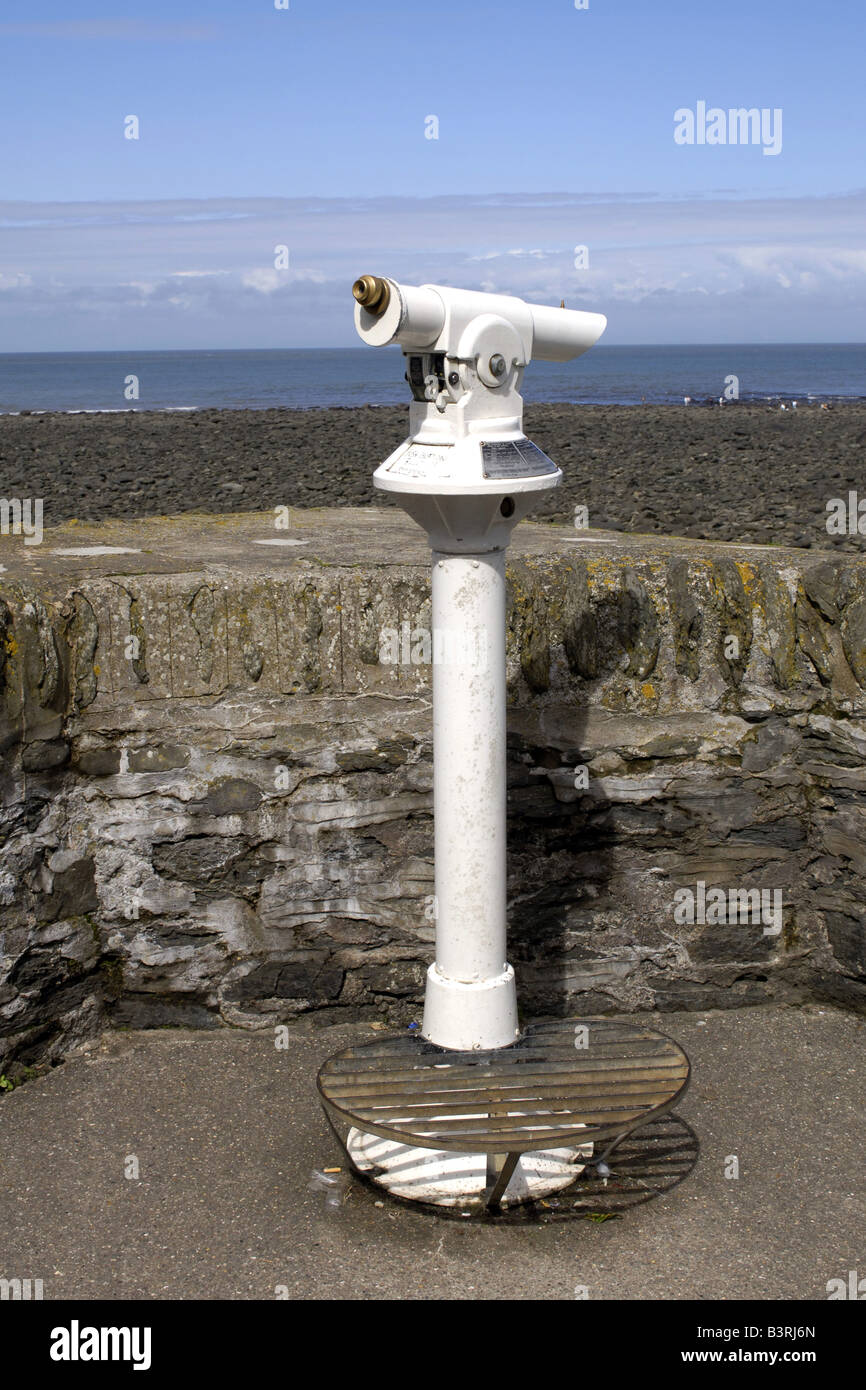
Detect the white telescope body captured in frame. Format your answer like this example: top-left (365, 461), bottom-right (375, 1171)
top-left (353, 276), bottom-right (606, 1048)
top-left (354, 278), bottom-right (606, 362)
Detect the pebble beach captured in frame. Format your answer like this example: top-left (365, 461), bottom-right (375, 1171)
top-left (2, 400), bottom-right (864, 550)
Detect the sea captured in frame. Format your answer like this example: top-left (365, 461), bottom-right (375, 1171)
top-left (0, 344), bottom-right (863, 414)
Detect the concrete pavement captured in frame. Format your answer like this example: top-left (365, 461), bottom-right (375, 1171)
top-left (0, 1004), bottom-right (863, 1300)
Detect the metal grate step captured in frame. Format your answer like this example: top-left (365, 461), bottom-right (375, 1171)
top-left (318, 1019), bottom-right (690, 1155)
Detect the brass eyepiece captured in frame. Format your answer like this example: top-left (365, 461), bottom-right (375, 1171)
top-left (352, 274), bottom-right (391, 317)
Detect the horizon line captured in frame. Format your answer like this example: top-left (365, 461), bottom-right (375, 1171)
top-left (2, 341), bottom-right (864, 355)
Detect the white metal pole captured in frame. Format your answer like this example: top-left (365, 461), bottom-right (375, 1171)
top-left (421, 546), bottom-right (519, 1051)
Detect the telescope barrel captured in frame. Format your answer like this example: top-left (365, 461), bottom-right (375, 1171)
top-left (353, 275), bottom-right (605, 361)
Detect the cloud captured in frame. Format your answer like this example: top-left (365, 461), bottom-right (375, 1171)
top-left (240, 268), bottom-right (327, 294)
top-left (730, 245), bottom-right (866, 282)
top-left (0, 190), bottom-right (863, 348)
top-left (0, 271), bottom-right (31, 290)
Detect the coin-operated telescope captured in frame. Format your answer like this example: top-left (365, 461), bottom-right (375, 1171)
top-left (353, 274), bottom-right (606, 552)
top-left (354, 275), bottom-right (606, 1050)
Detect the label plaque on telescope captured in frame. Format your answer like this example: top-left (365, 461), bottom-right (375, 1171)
top-left (481, 439), bottom-right (559, 480)
top-left (387, 443), bottom-right (455, 481)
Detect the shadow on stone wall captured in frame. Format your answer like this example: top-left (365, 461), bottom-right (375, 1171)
top-left (2, 511), bottom-right (866, 1071)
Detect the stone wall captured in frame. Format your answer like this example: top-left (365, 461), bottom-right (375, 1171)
top-left (2, 508), bottom-right (865, 1070)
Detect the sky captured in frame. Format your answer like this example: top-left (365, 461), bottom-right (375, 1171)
top-left (0, 0), bottom-right (864, 349)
